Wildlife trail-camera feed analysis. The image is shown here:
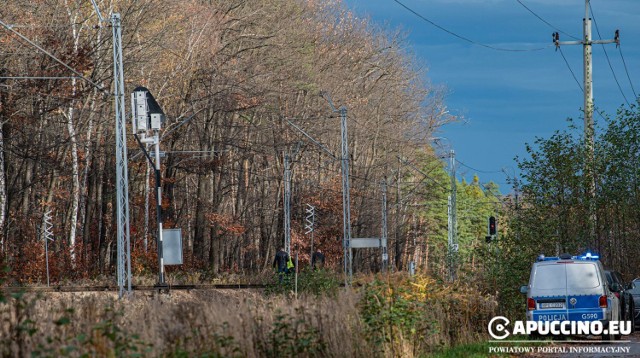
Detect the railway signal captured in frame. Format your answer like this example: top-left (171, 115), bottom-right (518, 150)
top-left (486, 216), bottom-right (497, 243)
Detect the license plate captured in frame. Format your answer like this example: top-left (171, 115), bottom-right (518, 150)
top-left (540, 302), bottom-right (564, 309)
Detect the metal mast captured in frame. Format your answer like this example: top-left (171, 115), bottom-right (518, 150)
top-left (381, 179), bottom-right (388, 271)
top-left (448, 149), bottom-right (457, 281)
top-left (283, 153), bottom-right (291, 255)
top-left (112, 13), bottom-right (132, 298)
top-left (320, 92), bottom-right (352, 285)
top-left (340, 107), bottom-right (352, 284)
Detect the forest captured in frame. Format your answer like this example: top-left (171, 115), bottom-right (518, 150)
top-left (0, 0), bottom-right (503, 284)
top-left (3, 0), bottom-right (640, 356)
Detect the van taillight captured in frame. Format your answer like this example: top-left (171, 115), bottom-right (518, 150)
top-left (527, 298), bottom-right (535, 310)
top-left (599, 295), bottom-right (608, 308)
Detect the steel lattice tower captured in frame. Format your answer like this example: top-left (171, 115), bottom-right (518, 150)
top-left (112, 13), bottom-right (132, 298)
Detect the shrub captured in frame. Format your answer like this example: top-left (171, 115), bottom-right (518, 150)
top-left (256, 309), bottom-right (327, 357)
top-left (265, 268), bottom-right (340, 298)
top-left (359, 274), bottom-right (498, 356)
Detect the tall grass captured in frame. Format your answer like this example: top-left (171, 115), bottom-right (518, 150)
top-left (0, 272), bottom-right (498, 357)
top-left (0, 289), bottom-right (372, 357)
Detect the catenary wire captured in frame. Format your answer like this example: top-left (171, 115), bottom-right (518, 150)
top-left (0, 18), bottom-right (107, 94)
top-left (455, 160), bottom-right (503, 175)
top-left (392, 0), bottom-right (553, 52)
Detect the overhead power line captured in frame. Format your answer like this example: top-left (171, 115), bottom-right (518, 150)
top-left (618, 45), bottom-right (638, 100)
top-left (515, 0), bottom-right (580, 40)
top-left (392, 0), bottom-right (553, 52)
top-left (557, 46), bottom-right (609, 121)
top-left (589, 2), bottom-right (630, 107)
top-left (558, 47), bottom-right (583, 92)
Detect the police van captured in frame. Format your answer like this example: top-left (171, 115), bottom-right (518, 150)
top-left (520, 252), bottom-right (620, 339)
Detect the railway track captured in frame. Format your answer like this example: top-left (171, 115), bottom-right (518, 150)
top-left (0, 283), bottom-right (267, 293)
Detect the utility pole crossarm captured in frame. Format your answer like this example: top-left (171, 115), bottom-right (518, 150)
top-left (592, 39), bottom-right (617, 45)
top-left (555, 39), bottom-right (618, 46)
top-left (553, 30), bottom-right (619, 48)
top-left (555, 40), bottom-right (583, 46)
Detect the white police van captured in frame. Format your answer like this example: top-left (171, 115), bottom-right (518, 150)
top-left (520, 252), bottom-right (620, 340)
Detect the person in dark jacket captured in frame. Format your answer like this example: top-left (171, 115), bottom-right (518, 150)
top-left (311, 249), bottom-right (325, 270)
top-left (273, 246), bottom-right (289, 282)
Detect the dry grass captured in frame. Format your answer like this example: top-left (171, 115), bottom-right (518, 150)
top-left (0, 288), bottom-right (373, 357)
top-left (0, 273), bottom-right (499, 357)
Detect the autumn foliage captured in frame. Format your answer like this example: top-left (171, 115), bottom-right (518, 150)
top-left (0, 0), bottom-right (452, 283)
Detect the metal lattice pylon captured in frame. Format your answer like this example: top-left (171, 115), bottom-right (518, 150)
top-left (304, 204), bottom-right (315, 235)
top-left (112, 13), bottom-right (132, 298)
top-left (43, 209), bottom-right (54, 287)
top-left (305, 204), bottom-right (316, 268)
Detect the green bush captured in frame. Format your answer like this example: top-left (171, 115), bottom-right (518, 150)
top-left (256, 308), bottom-right (327, 358)
top-left (358, 274), bottom-right (498, 356)
top-left (360, 277), bottom-right (435, 355)
top-left (265, 268), bottom-right (340, 298)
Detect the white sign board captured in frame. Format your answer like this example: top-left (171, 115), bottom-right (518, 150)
top-left (350, 238), bottom-right (387, 249)
top-left (162, 228), bottom-right (183, 265)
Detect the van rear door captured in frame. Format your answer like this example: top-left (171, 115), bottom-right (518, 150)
top-left (531, 263), bottom-right (568, 321)
top-left (564, 262), bottom-right (604, 321)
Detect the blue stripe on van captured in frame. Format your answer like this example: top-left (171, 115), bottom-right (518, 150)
top-left (532, 294), bottom-right (604, 322)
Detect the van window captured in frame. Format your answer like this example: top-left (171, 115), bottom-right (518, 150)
top-left (566, 263), bottom-right (600, 289)
top-left (533, 264), bottom-right (566, 289)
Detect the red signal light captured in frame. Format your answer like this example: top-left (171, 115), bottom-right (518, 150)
top-left (489, 216), bottom-right (496, 236)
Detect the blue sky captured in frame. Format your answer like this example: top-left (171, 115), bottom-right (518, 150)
top-left (343, 0), bottom-right (640, 191)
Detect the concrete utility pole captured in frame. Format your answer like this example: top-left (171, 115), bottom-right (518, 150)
top-left (553, 0), bottom-right (619, 247)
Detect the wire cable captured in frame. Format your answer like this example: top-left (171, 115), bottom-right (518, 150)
top-left (618, 45), bottom-right (638, 100)
top-left (455, 160), bottom-right (503, 175)
top-left (589, 2), bottom-right (631, 107)
top-left (558, 47), bottom-right (583, 92)
top-left (557, 37), bottom-right (615, 122)
top-left (392, 0), bottom-right (553, 52)
top-left (515, 0), bottom-right (580, 40)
